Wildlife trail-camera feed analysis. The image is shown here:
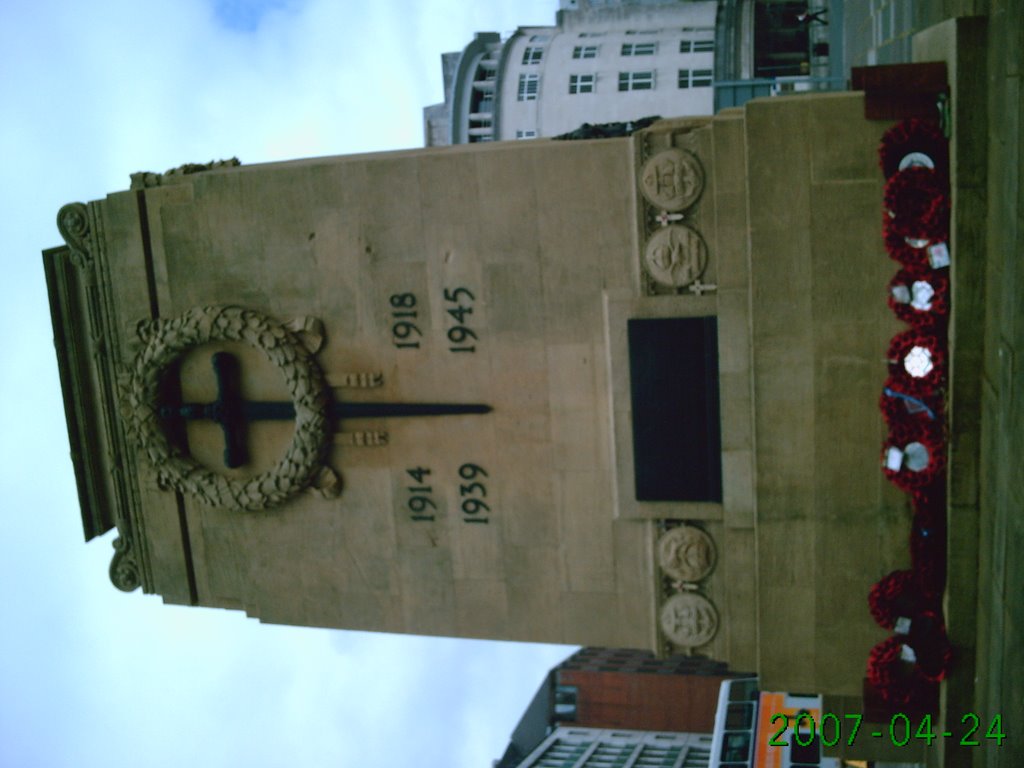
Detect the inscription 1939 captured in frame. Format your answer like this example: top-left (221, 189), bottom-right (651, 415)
top-left (458, 462), bottom-right (489, 523)
top-left (401, 464), bottom-right (492, 524)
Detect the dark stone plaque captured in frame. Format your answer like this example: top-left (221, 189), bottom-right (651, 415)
top-left (627, 317), bottom-right (722, 502)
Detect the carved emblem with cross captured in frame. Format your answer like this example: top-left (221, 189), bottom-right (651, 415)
top-left (123, 306), bottom-right (491, 511)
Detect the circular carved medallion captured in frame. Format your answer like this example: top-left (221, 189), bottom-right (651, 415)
top-left (643, 224), bottom-right (708, 288)
top-left (657, 526), bottom-right (716, 582)
top-left (639, 148), bottom-right (704, 211)
top-left (123, 305), bottom-right (332, 511)
top-left (660, 592), bottom-right (719, 648)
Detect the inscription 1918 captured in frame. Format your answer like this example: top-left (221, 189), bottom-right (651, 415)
top-left (388, 289), bottom-right (479, 352)
top-left (390, 293), bottom-right (421, 349)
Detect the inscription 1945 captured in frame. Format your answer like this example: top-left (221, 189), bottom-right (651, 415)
top-left (443, 287), bottom-right (477, 353)
top-left (388, 289), bottom-right (479, 352)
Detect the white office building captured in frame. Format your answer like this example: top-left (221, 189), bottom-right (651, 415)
top-left (424, 0), bottom-right (720, 145)
top-left (512, 727), bottom-right (713, 768)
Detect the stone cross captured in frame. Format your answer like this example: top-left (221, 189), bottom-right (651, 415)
top-left (159, 352), bottom-right (491, 468)
top-left (687, 279), bottom-right (717, 296)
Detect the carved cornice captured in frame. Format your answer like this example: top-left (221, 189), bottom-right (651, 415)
top-left (56, 202), bottom-right (92, 265)
top-left (130, 158), bottom-right (241, 190)
top-left (44, 242), bottom-right (111, 543)
top-left (109, 536), bottom-right (141, 592)
top-left (46, 198), bottom-right (154, 594)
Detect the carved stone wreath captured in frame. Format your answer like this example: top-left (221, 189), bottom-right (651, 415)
top-left (123, 305), bottom-right (332, 511)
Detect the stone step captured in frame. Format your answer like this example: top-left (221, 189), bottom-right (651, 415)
top-left (731, 92), bottom-right (911, 695)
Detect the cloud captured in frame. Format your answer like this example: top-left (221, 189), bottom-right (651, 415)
top-left (0, 1), bottom-right (579, 766)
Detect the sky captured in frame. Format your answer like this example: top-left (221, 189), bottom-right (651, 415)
top-left (0, 1), bottom-right (576, 766)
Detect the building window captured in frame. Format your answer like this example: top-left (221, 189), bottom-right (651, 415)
top-left (680, 39), bottom-right (715, 53)
top-left (569, 74), bottom-right (595, 94)
top-left (573, 45), bottom-right (599, 59)
top-left (678, 68), bottom-right (712, 88)
top-left (725, 702), bottom-right (754, 730)
top-left (618, 71), bottom-right (655, 91)
top-left (578, 32), bottom-right (605, 38)
top-left (625, 29), bottom-right (659, 35)
top-left (554, 685), bottom-right (579, 720)
top-left (522, 46), bottom-right (544, 65)
top-left (518, 73), bottom-right (539, 101)
top-left (529, 34), bottom-right (550, 42)
top-left (621, 42), bottom-right (657, 56)
top-left (724, 737), bottom-right (757, 765)
top-left (515, 130), bottom-right (536, 139)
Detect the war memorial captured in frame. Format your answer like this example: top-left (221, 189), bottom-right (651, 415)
top-left (45, 22), bottom-right (983, 757)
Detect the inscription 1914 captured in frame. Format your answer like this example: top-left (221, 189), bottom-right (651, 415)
top-left (405, 466), bottom-right (437, 521)
top-left (402, 463), bottom-right (492, 524)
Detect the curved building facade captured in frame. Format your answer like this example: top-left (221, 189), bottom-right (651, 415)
top-left (425, 0), bottom-right (720, 145)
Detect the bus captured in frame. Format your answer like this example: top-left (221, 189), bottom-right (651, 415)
top-left (709, 677), bottom-right (841, 768)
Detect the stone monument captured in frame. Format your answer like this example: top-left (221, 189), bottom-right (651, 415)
top-left (45, 92), bottom-right (909, 697)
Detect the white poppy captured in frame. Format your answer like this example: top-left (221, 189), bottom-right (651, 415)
top-left (911, 280), bottom-right (935, 311)
top-left (899, 152), bottom-right (935, 170)
top-left (904, 346), bottom-right (934, 377)
top-left (903, 441), bottom-right (930, 472)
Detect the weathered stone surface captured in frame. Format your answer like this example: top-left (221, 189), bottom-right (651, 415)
top-left (46, 91), bottom-right (906, 697)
